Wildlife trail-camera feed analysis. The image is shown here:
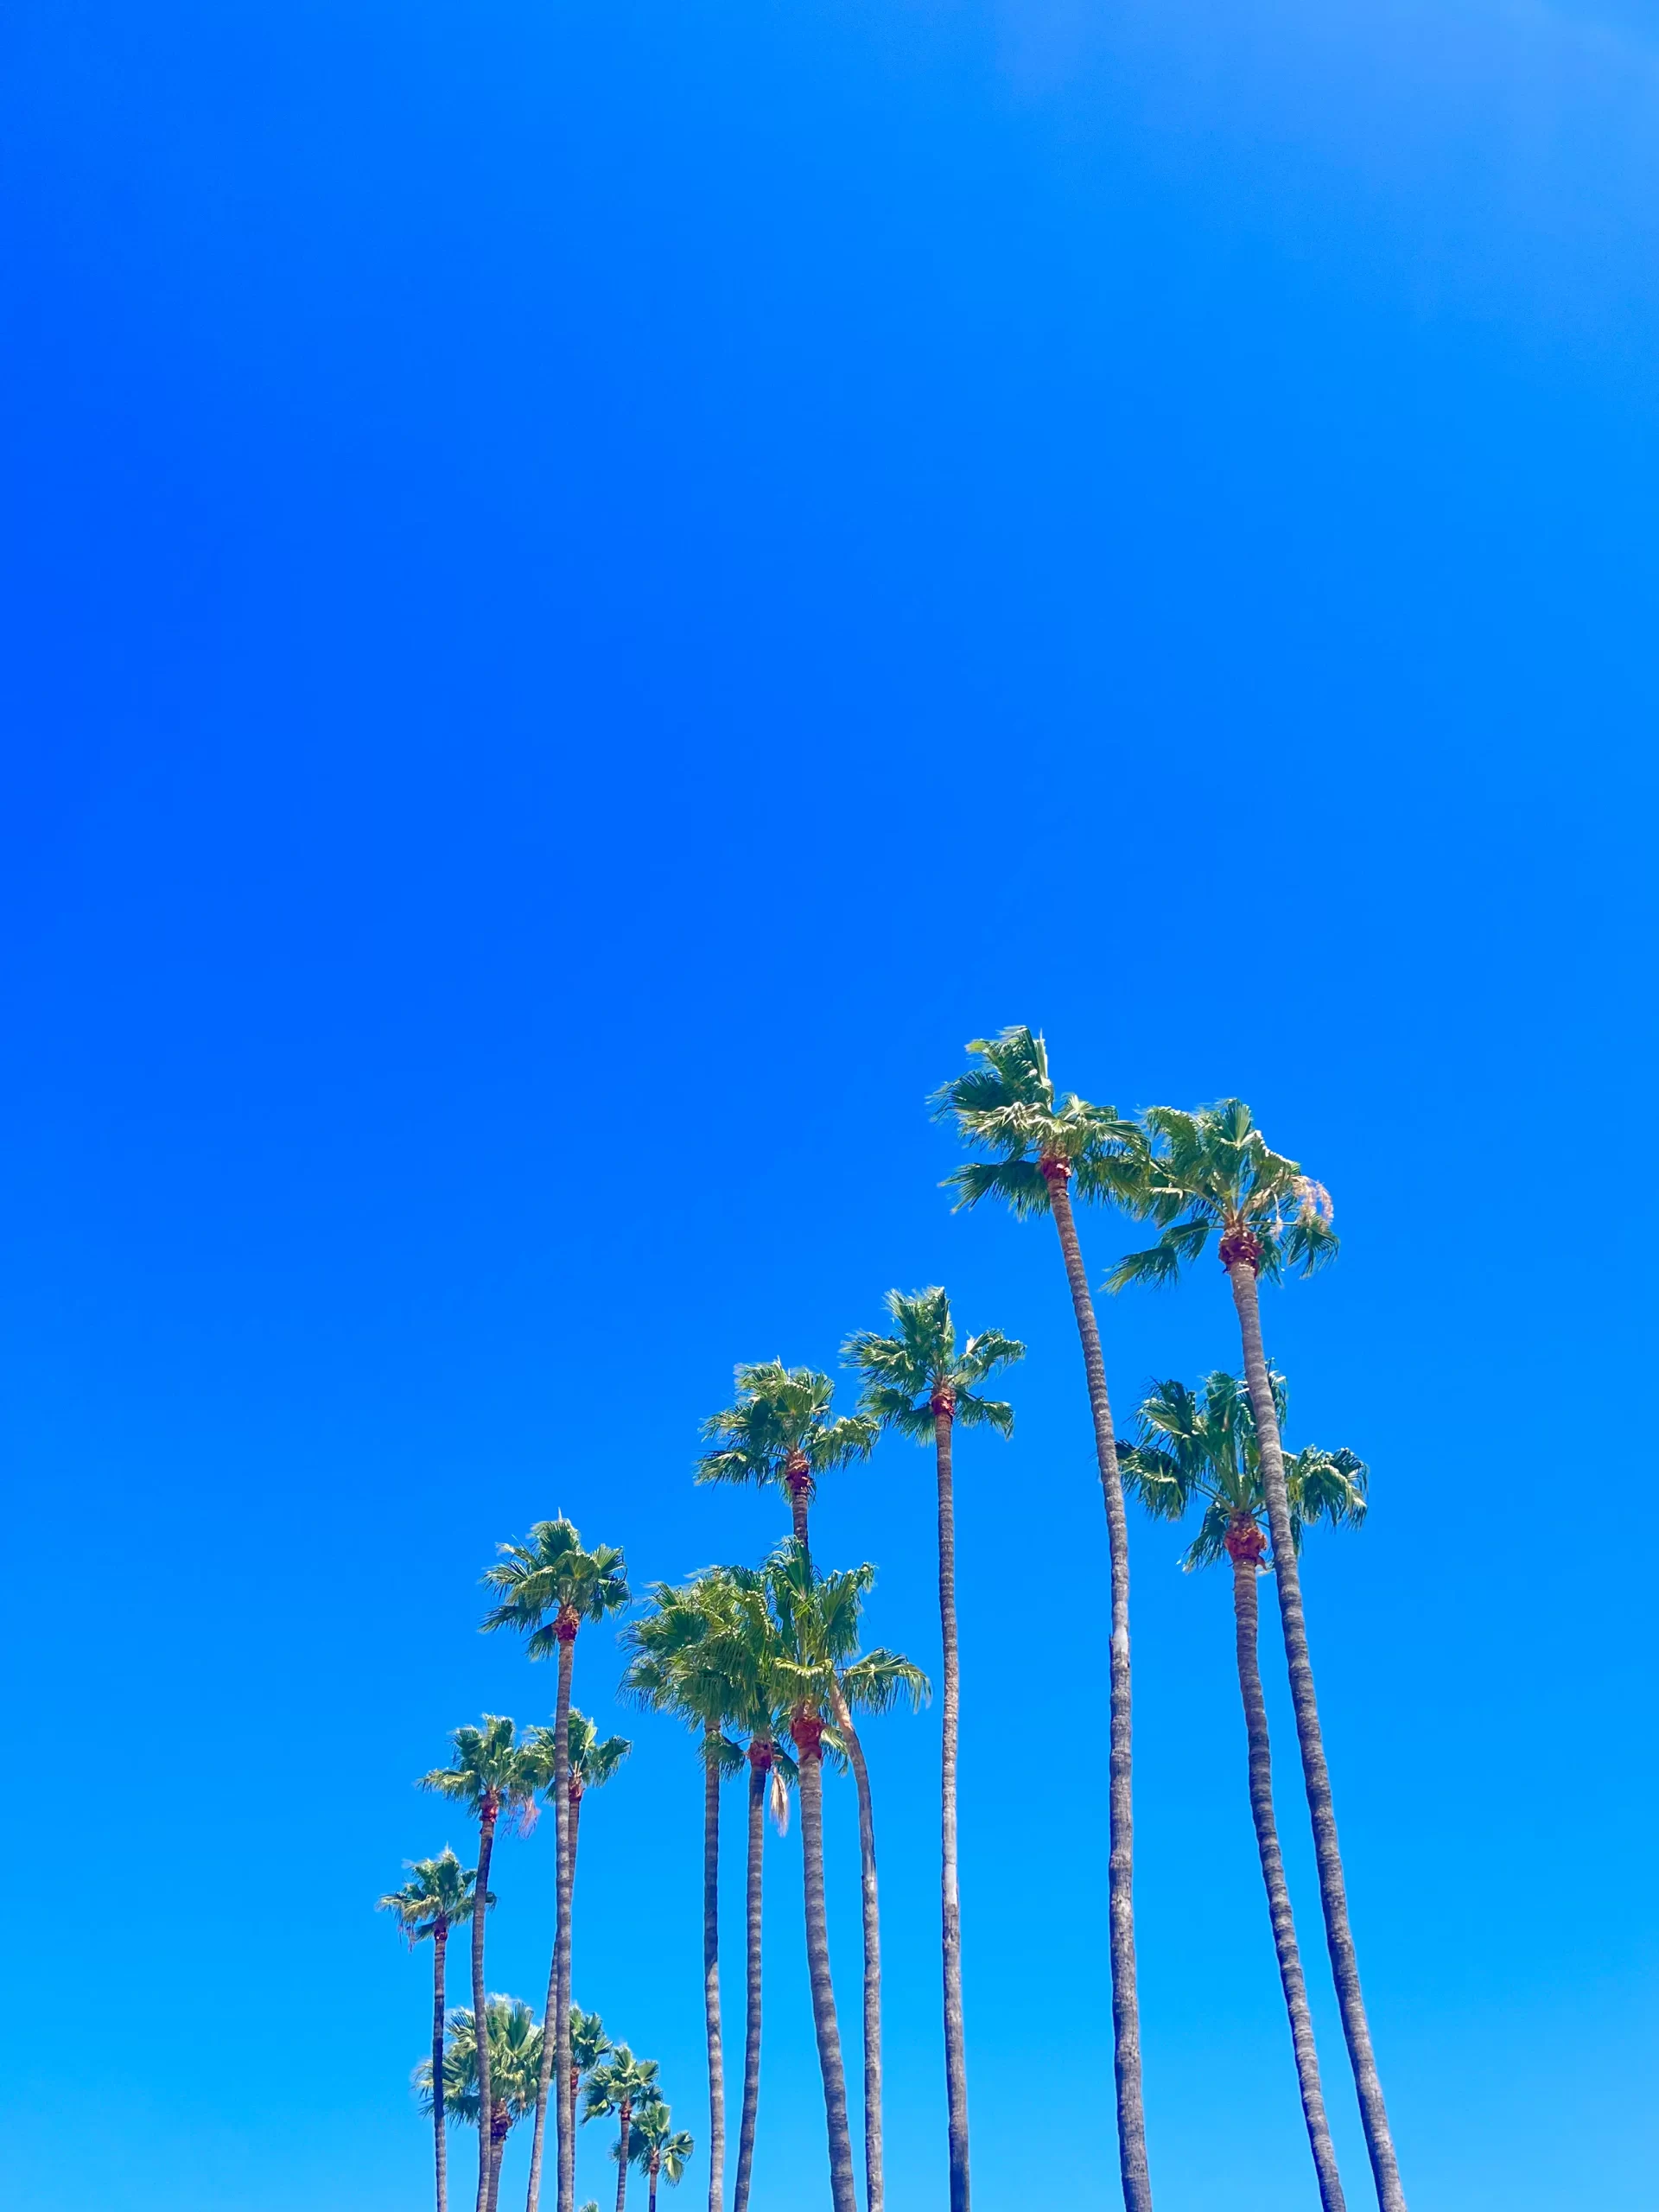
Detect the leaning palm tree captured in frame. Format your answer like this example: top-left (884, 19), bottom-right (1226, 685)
top-left (1122, 1370), bottom-right (1367, 2212)
top-left (482, 1521), bottom-right (631, 2212)
top-left (420, 1722), bottom-right (542, 2212)
top-left (626, 2101), bottom-right (696, 2212)
top-left (933, 1026), bottom-right (1152, 2212)
top-left (844, 1287), bottom-right (1021, 2212)
top-left (696, 1362), bottom-right (879, 1552)
top-left (422, 1999), bottom-right (544, 2212)
top-left (380, 1849), bottom-right (490, 2212)
top-left (583, 2046), bottom-right (661, 2212)
top-left (1108, 1101), bottom-right (1405, 2212)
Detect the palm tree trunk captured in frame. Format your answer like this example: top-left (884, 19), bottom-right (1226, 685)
top-left (525, 1632), bottom-right (578, 2212)
top-left (702, 1723), bottom-right (727, 2212)
top-left (565, 1792), bottom-right (583, 2160)
top-left (614, 2098), bottom-right (632, 2212)
top-left (934, 1401), bottom-right (971, 2212)
top-left (1230, 1537), bottom-right (1348, 2212)
top-left (433, 1924), bottom-right (450, 2212)
top-left (650, 2165), bottom-right (660, 2212)
top-left (1227, 1255), bottom-right (1406, 2212)
top-left (474, 1809), bottom-right (499, 2212)
top-left (792, 1717), bottom-right (859, 2212)
top-left (829, 1683), bottom-right (883, 2212)
top-left (733, 1745), bottom-right (767, 2212)
top-left (1044, 1165), bottom-right (1151, 2212)
top-left (487, 2120), bottom-right (508, 2212)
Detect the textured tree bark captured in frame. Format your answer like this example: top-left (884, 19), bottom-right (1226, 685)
top-left (473, 1807), bottom-right (499, 2212)
top-left (793, 1719), bottom-right (859, 2212)
top-left (934, 1400), bottom-right (971, 2212)
top-left (828, 1683), bottom-right (883, 2212)
top-left (1045, 1166), bottom-right (1152, 2212)
top-left (1231, 1540), bottom-right (1348, 2212)
top-left (432, 1923), bottom-right (449, 2212)
top-left (564, 1793), bottom-right (583, 2161)
top-left (733, 1746), bottom-right (767, 2212)
top-left (1228, 1255), bottom-right (1407, 2212)
top-left (702, 1724), bottom-right (727, 2212)
top-left (486, 2114), bottom-right (512, 2212)
top-left (525, 1629), bottom-right (578, 2212)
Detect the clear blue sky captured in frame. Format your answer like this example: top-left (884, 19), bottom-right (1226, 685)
top-left (3, 3), bottom-right (1656, 2208)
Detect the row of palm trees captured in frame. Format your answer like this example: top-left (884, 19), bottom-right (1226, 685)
top-left (383, 1027), bottom-right (1407, 2212)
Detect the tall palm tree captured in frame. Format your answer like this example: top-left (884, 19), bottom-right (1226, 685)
top-left (768, 1540), bottom-right (927, 2212)
top-left (420, 1721), bottom-right (542, 2212)
top-left (844, 1286), bottom-right (1022, 2212)
top-left (933, 1025), bottom-right (1152, 2212)
top-left (380, 1849), bottom-right (490, 2212)
top-left (583, 2047), bottom-right (661, 2212)
top-left (1122, 1370), bottom-right (1367, 2212)
top-left (422, 1999), bottom-right (544, 2212)
top-left (482, 1521), bottom-right (631, 2212)
top-left (626, 2101), bottom-right (696, 2212)
top-left (696, 1362), bottom-right (879, 1552)
top-left (1108, 1100), bottom-right (1405, 2212)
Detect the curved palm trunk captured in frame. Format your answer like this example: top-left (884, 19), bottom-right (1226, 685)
top-left (564, 1791), bottom-right (584, 2160)
top-left (526, 1630), bottom-right (578, 2212)
top-left (829, 1685), bottom-right (883, 2212)
top-left (1230, 1534), bottom-right (1347, 2212)
top-left (1044, 1166), bottom-right (1151, 2212)
top-left (473, 1808), bottom-right (499, 2212)
top-left (792, 1719), bottom-right (859, 2212)
top-left (432, 1923), bottom-right (450, 2212)
top-left (1227, 1255), bottom-right (1406, 2212)
top-left (733, 1744), bottom-right (768, 2212)
top-left (702, 1724), bottom-right (727, 2212)
top-left (613, 2097), bottom-right (632, 2212)
top-left (934, 1400), bottom-right (971, 2212)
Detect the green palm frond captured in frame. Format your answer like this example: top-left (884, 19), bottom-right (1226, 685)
top-left (843, 1287), bottom-right (1023, 1440)
top-left (378, 1847), bottom-right (489, 1941)
top-left (417, 1716), bottom-right (541, 1825)
top-left (419, 1996), bottom-right (543, 2127)
top-left (933, 1028), bottom-right (1145, 1217)
top-left (480, 1519), bottom-right (630, 1646)
top-left (1110, 1100), bottom-right (1340, 1287)
top-left (627, 2098), bottom-right (696, 2184)
top-left (695, 1363), bottom-right (878, 1496)
top-left (583, 2045), bottom-right (661, 2127)
top-left (838, 1647), bottom-right (931, 1714)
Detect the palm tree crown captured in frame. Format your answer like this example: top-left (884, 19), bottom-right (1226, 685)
top-left (695, 1363), bottom-right (878, 1520)
top-left (1105, 1099), bottom-right (1338, 1289)
top-left (766, 1542), bottom-right (929, 1734)
top-left (524, 1711), bottom-right (633, 1804)
top-left (628, 2101), bottom-right (696, 2189)
top-left (584, 2046), bottom-right (662, 2130)
top-left (418, 1719), bottom-right (542, 1830)
top-left (421, 1998), bottom-right (543, 2126)
top-left (480, 1519), bottom-right (631, 1656)
top-left (930, 1026), bottom-right (1143, 1217)
top-left (378, 1850), bottom-right (489, 1943)
top-left (843, 1287), bottom-right (1022, 1434)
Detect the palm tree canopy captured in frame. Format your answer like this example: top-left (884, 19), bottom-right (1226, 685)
top-left (843, 1285), bottom-right (1023, 1440)
top-left (1105, 1099), bottom-right (1338, 1292)
top-left (480, 1517), bottom-right (631, 1658)
top-left (419, 1997), bottom-right (543, 2126)
top-left (765, 1541), bottom-right (929, 1725)
top-left (627, 2100), bottom-right (696, 2183)
top-left (1119, 1369), bottom-right (1367, 1570)
top-left (931, 1026), bottom-right (1144, 1218)
top-left (417, 1716), bottom-right (542, 1827)
top-left (524, 1709), bottom-right (632, 1801)
top-left (378, 1847), bottom-right (490, 1942)
top-left (621, 1569), bottom-right (799, 1782)
top-left (583, 2044), bottom-right (661, 2126)
top-left (694, 1363), bottom-right (878, 1500)
top-left (570, 2005), bottom-right (613, 2079)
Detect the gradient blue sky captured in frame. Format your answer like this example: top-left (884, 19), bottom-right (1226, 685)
top-left (3, 3), bottom-right (1656, 2208)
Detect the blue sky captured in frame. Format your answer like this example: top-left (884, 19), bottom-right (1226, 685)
top-left (3, 2), bottom-right (1656, 2208)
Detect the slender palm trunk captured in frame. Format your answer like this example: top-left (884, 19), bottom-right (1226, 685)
top-left (473, 1808), bottom-right (499, 2212)
top-left (487, 2117), bottom-right (509, 2212)
top-left (526, 1631), bottom-right (578, 2212)
top-left (1227, 1255), bottom-right (1406, 2212)
top-left (702, 1723), bottom-right (728, 2212)
top-left (433, 1923), bottom-right (450, 2212)
top-left (649, 2164), bottom-right (660, 2212)
top-left (1044, 1165), bottom-right (1151, 2212)
top-left (934, 1400), bottom-right (971, 2212)
top-left (613, 2098), bottom-right (632, 2212)
top-left (1230, 1533), bottom-right (1347, 2212)
top-left (564, 1792), bottom-right (583, 2159)
top-left (829, 1683), bottom-right (883, 2212)
top-left (733, 1744), bottom-right (768, 2212)
top-left (792, 1716), bottom-right (859, 2212)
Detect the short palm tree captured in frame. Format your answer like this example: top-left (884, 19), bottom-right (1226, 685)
top-left (844, 1286), bottom-right (1021, 2212)
top-left (768, 1540), bottom-right (927, 2212)
top-left (933, 1026), bottom-right (1152, 2212)
top-left (1108, 1101), bottom-right (1405, 2212)
top-left (695, 1362), bottom-right (879, 1552)
top-left (482, 1521), bottom-right (631, 2212)
top-left (380, 1849), bottom-right (490, 2212)
top-left (584, 2046), bottom-right (661, 2212)
top-left (569, 2008), bottom-right (613, 2177)
top-left (626, 2100), bottom-right (696, 2212)
top-left (1122, 1371), bottom-right (1367, 2212)
top-left (420, 1722), bottom-right (542, 2212)
top-left (422, 1999), bottom-right (544, 2212)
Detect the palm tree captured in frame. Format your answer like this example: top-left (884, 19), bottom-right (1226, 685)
top-left (380, 1849), bottom-right (490, 2212)
top-left (696, 1362), bottom-right (879, 1552)
top-left (584, 2046), bottom-right (661, 2212)
top-left (933, 1025), bottom-right (1152, 2212)
top-left (1122, 1370), bottom-right (1368, 2212)
top-left (422, 1998), bottom-right (544, 2212)
top-left (768, 1540), bottom-right (927, 2212)
top-left (482, 1520), bottom-right (631, 2212)
top-left (843, 1287), bottom-right (1021, 2212)
top-left (626, 2101), bottom-right (696, 2212)
top-left (420, 1722), bottom-right (542, 2212)
top-left (1108, 1100), bottom-right (1405, 2212)
top-left (569, 2008), bottom-right (613, 2182)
